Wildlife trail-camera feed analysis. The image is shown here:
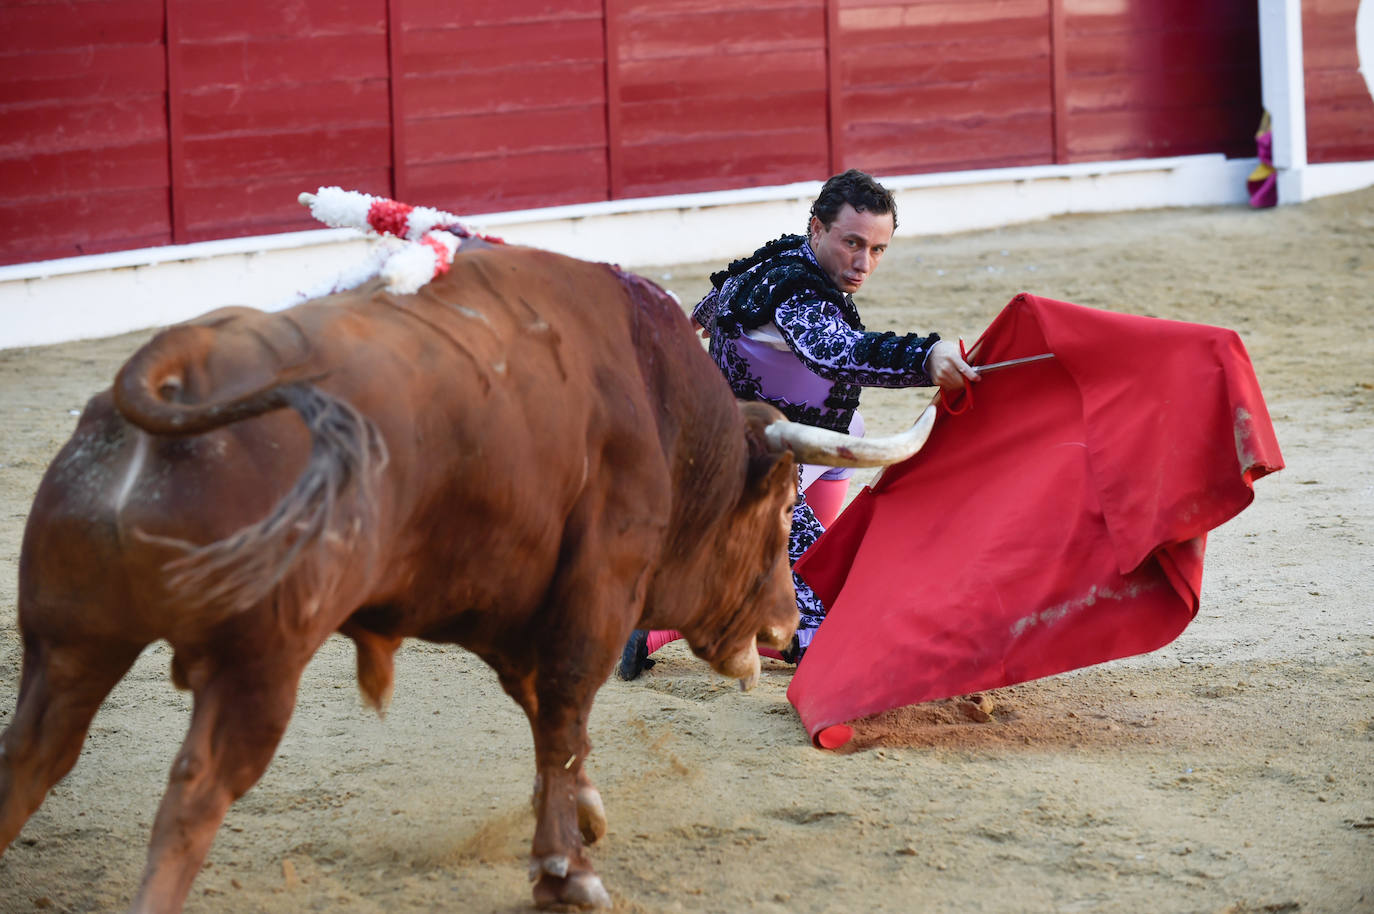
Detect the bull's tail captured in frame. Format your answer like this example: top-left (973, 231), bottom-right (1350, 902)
top-left (114, 322), bottom-right (388, 619)
top-left (113, 321), bottom-right (319, 436)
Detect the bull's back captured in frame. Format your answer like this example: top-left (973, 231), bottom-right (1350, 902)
top-left (295, 248), bottom-right (681, 624)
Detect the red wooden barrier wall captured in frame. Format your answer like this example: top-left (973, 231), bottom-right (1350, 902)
top-left (2, 0), bottom-right (172, 262)
top-left (1303, 0), bottom-right (1374, 164)
top-left (1, 0), bottom-right (1274, 268)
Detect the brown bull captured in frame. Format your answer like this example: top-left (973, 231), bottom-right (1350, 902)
top-left (0, 242), bottom-right (933, 911)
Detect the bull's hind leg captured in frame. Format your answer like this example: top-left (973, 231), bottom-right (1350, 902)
top-left (0, 635), bottom-right (143, 852)
top-left (129, 646), bottom-right (308, 914)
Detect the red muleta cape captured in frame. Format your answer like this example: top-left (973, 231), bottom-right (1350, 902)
top-left (790, 294), bottom-right (1283, 747)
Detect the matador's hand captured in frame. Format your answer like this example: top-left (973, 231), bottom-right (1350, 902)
top-left (926, 339), bottom-right (981, 393)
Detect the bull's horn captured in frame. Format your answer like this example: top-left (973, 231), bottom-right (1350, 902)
top-left (765, 402), bottom-right (937, 468)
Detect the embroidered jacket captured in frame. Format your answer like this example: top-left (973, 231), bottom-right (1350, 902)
top-left (692, 233), bottom-right (940, 433)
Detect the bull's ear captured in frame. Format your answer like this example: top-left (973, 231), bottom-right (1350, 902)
top-left (739, 401), bottom-right (793, 492)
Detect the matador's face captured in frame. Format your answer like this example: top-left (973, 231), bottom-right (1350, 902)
top-left (807, 203), bottom-right (894, 294)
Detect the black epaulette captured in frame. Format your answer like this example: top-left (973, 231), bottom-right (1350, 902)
top-left (710, 234), bottom-right (807, 288)
top-left (711, 234), bottom-right (864, 336)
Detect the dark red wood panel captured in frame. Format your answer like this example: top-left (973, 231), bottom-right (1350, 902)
top-left (182, 126), bottom-right (393, 184)
top-left (833, 0), bottom-right (1054, 176)
top-left (1057, 0), bottom-right (1261, 162)
top-left (0, 142), bottom-right (169, 200)
top-left (394, 5), bottom-right (608, 215)
top-left (406, 111), bottom-right (606, 165)
top-left (178, 34), bottom-right (389, 87)
top-left (180, 167), bottom-right (391, 238)
top-left (612, 0), bottom-right (830, 198)
top-left (841, 34), bottom-right (1051, 87)
top-left (846, 77), bottom-right (1050, 124)
top-left (5, 97), bottom-right (167, 155)
top-left (401, 0), bottom-right (603, 30)
top-left (619, 5), bottom-right (823, 57)
top-left (176, 0), bottom-right (387, 40)
top-left (0, 0), bottom-right (170, 265)
top-left (1303, 0), bottom-right (1374, 163)
top-left (0, 44), bottom-right (165, 104)
top-left (620, 129), bottom-right (830, 195)
top-left (1067, 26), bottom-right (1258, 76)
top-left (407, 148), bottom-right (609, 213)
top-left (1067, 70), bottom-right (1256, 112)
top-left (0, 187), bottom-right (171, 263)
top-left (404, 20), bottom-right (606, 77)
top-left (1066, 104), bottom-right (1260, 161)
top-left (618, 49), bottom-right (827, 106)
top-left (0, 0), bottom-right (164, 51)
top-left (404, 63), bottom-right (606, 120)
top-left (1065, 0), bottom-right (1248, 32)
top-left (180, 84), bottom-right (391, 135)
top-left (620, 88), bottom-right (826, 145)
top-left (845, 115), bottom-right (1052, 175)
top-left (171, 0), bottom-right (392, 241)
top-left (838, 0), bottom-right (1051, 42)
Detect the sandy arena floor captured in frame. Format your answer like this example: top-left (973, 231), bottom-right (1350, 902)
top-left (1, 188), bottom-right (1371, 913)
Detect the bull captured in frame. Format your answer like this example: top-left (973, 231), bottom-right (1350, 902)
top-left (0, 241), bottom-right (933, 911)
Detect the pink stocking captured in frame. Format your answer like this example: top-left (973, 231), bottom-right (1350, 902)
top-left (645, 630), bottom-right (681, 655)
top-left (804, 477), bottom-right (849, 529)
top-left (647, 630), bottom-right (786, 661)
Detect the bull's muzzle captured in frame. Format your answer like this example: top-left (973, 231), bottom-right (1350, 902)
top-left (718, 642), bottom-right (762, 691)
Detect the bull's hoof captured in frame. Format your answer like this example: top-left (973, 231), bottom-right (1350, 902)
top-left (576, 785), bottom-right (607, 844)
top-left (532, 870), bottom-right (612, 909)
top-left (718, 642), bottom-right (760, 690)
top-left (616, 629), bottom-right (653, 681)
top-left (530, 855), bottom-right (570, 880)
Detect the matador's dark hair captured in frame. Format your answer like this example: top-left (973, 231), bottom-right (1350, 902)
top-left (809, 169), bottom-right (898, 232)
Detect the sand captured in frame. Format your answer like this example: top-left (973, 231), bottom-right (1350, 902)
top-left (1, 187), bottom-right (1371, 913)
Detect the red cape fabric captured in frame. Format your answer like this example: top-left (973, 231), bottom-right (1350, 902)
top-left (789, 294), bottom-right (1283, 746)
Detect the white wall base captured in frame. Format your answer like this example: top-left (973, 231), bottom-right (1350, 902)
top-left (0, 152), bottom-right (1323, 351)
top-left (1287, 159), bottom-right (1374, 201)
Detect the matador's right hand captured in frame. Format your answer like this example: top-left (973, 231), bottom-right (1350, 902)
top-left (926, 339), bottom-right (981, 393)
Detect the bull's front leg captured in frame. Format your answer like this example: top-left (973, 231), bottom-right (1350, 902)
top-left (531, 701), bottom-right (612, 909)
top-left (500, 467), bottom-right (665, 909)
top-left (502, 665), bottom-right (613, 910)
top-left (530, 765), bottom-right (607, 848)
